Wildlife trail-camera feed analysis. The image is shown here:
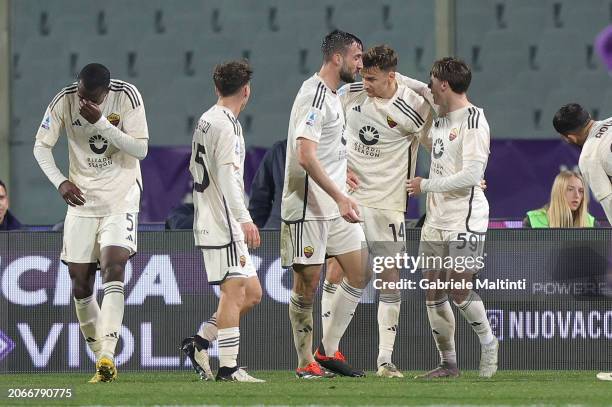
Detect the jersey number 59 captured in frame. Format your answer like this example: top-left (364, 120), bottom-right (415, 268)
top-left (193, 143), bottom-right (210, 192)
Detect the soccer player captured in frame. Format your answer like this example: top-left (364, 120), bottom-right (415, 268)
top-left (33, 63), bottom-right (148, 382)
top-left (405, 57), bottom-right (499, 378)
top-left (552, 104), bottom-right (612, 225)
top-left (281, 29), bottom-right (368, 378)
top-left (551, 104), bottom-right (612, 382)
top-left (181, 60), bottom-right (264, 383)
top-left (331, 45), bottom-right (431, 377)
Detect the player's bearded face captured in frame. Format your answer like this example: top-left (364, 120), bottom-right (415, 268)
top-left (339, 43), bottom-right (363, 83)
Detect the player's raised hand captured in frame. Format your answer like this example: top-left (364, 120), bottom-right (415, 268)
top-left (58, 180), bottom-right (86, 206)
top-left (337, 195), bottom-right (361, 223)
top-left (346, 167), bottom-right (360, 193)
top-left (241, 222), bottom-right (261, 249)
top-left (79, 98), bottom-right (102, 124)
top-left (406, 177), bottom-right (423, 196)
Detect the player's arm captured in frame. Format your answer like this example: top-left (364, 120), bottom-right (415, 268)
top-left (79, 96), bottom-right (148, 160)
top-left (214, 127), bottom-right (260, 248)
top-left (407, 127), bottom-right (488, 196)
top-left (396, 73), bottom-right (438, 114)
top-left (297, 138), bottom-right (360, 222)
top-left (33, 97), bottom-right (85, 206)
top-left (294, 102), bottom-right (360, 222)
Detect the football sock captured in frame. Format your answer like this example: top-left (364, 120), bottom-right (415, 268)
top-left (321, 280), bottom-right (337, 339)
top-left (217, 327), bottom-right (240, 369)
top-left (289, 291), bottom-right (314, 368)
top-left (321, 279), bottom-right (363, 355)
top-left (454, 291), bottom-right (495, 345)
top-left (426, 296), bottom-right (456, 365)
top-left (377, 292), bottom-right (401, 367)
top-left (98, 281), bottom-right (125, 360)
top-left (197, 312), bottom-right (218, 347)
top-left (74, 294), bottom-right (101, 358)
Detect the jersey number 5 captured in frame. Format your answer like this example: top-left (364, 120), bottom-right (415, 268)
top-left (193, 143), bottom-right (210, 192)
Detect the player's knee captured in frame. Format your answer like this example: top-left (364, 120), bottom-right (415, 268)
top-left (247, 283), bottom-right (262, 307)
top-left (100, 262), bottom-right (125, 283)
top-left (71, 284), bottom-right (93, 299)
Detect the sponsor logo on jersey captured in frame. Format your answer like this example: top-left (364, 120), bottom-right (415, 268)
top-left (107, 113), bottom-right (120, 127)
top-left (433, 138), bottom-right (444, 159)
top-left (305, 112), bottom-right (317, 126)
top-left (41, 115), bottom-right (51, 130)
top-left (71, 119), bottom-right (82, 127)
top-left (239, 255), bottom-right (246, 267)
top-left (303, 246), bottom-right (314, 258)
top-left (387, 115), bottom-right (397, 128)
top-left (359, 125), bottom-right (380, 146)
top-left (449, 128), bottom-right (458, 141)
top-left (89, 134), bottom-right (109, 154)
top-left (352, 105), bottom-right (361, 113)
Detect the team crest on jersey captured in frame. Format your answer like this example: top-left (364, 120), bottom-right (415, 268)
top-left (239, 255), bottom-right (246, 267)
top-left (303, 246), bottom-right (314, 258)
top-left (107, 113), bottom-right (120, 127)
top-left (449, 128), bottom-right (458, 141)
top-left (305, 112), bottom-right (317, 126)
top-left (89, 134), bottom-right (109, 154)
top-left (387, 115), bottom-right (397, 128)
top-left (41, 115), bottom-right (51, 130)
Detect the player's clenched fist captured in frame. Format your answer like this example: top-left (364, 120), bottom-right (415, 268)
top-left (58, 180), bottom-right (86, 206)
top-left (406, 177), bottom-right (423, 196)
top-left (241, 222), bottom-right (261, 249)
top-left (337, 195), bottom-right (361, 223)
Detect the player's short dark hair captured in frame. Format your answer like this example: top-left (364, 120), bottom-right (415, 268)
top-left (321, 29), bottom-right (363, 62)
top-left (430, 57), bottom-right (471, 94)
top-left (362, 45), bottom-right (397, 72)
top-left (553, 103), bottom-right (591, 135)
top-left (0, 179), bottom-right (5, 192)
top-left (213, 60), bottom-right (253, 97)
top-left (78, 63), bottom-right (110, 91)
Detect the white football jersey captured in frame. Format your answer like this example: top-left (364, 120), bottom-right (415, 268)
top-left (339, 74), bottom-right (431, 212)
top-left (282, 74), bottom-right (347, 222)
top-left (35, 80), bottom-right (148, 217)
top-left (191, 105), bottom-right (246, 247)
top-left (580, 118), bottom-right (612, 205)
top-left (425, 105), bottom-right (490, 232)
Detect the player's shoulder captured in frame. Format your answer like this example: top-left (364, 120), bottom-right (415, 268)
top-left (297, 75), bottom-right (333, 111)
top-left (202, 106), bottom-right (239, 136)
top-left (464, 105), bottom-right (489, 132)
top-left (49, 82), bottom-right (78, 111)
top-left (109, 79), bottom-right (143, 109)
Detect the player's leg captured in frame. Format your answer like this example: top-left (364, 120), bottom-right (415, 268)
top-left (61, 214), bottom-right (103, 383)
top-left (96, 245), bottom-right (129, 381)
top-left (416, 225), bottom-right (459, 379)
top-left (94, 212), bottom-right (138, 382)
top-left (369, 208), bottom-right (404, 377)
top-left (315, 218), bottom-right (368, 377)
top-left (322, 258), bottom-right (343, 338)
top-left (448, 231), bottom-right (497, 378)
top-left (69, 263), bottom-right (100, 350)
top-left (376, 267), bottom-right (402, 377)
top-left (282, 221), bottom-right (334, 379)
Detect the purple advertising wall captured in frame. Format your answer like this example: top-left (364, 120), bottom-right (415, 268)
top-left (140, 141), bottom-right (606, 223)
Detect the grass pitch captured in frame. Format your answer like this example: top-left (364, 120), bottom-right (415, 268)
top-left (0, 370), bottom-right (609, 406)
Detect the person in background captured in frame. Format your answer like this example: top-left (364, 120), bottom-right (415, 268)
top-left (248, 139), bottom-right (287, 229)
top-left (523, 170), bottom-right (599, 228)
top-left (0, 180), bottom-right (22, 231)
